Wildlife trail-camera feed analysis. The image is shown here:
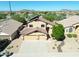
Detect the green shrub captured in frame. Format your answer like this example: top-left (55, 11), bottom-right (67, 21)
top-left (51, 23), bottom-right (65, 41)
top-left (67, 34), bottom-right (72, 38)
top-left (72, 34), bottom-right (77, 38)
top-left (67, 34), bottom-right (77, 38)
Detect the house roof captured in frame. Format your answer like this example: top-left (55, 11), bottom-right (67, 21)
top-left (27, 15), bottom-right (53, 25)
top-left (20, 27), bottom-right (48, 35)
top-left (38, 16), bottom-right (53, 25)
top-left (57, 15), bottom-right (79, 28)
top-left (0, 19), bottom-right (23, 35)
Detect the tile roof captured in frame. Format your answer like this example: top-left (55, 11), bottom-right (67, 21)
top-left (38, 16), bottom-right (53, 25)
top-left (57, 15), bottom-right (79, 28)
top-left (0, 19), bottom-right (23, 35)
top-left (20, 27), bottom-right (48, 35)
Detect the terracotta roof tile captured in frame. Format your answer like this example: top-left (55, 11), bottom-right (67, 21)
top-left (20, 27), bottom-right (48, 35)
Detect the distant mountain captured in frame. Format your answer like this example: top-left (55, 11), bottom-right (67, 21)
top-left (20, 9), bottom-right (36, 12)
top-left (60, 9), bottom-right (79, 12)
top-left (60, 9), bottom-right (72, 11)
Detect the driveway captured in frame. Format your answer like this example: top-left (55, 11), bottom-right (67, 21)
top-left (7, 37), bottom-right (79, 57)
top-left (11, 40), bottom-right (59, 57)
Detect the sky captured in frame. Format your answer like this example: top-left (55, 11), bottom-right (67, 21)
top-left (0, 1), bottom-right (79, 11)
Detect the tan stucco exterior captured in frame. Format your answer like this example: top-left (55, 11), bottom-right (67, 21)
top-left (75, 27), bottom-right (79, 38)
top-left (28, 21), bottom-right (46, 29)
top-left (24, 36), bottom-right (38, 40)
top-left (75, 27), bottom-right (79, 35)
top-left (47, 24), bottom-right (52, 28)
top-left (47, 24), bottom-right (52, 38)
top-left (49, 29), bottom-right (52, 37)
top-left (65, 27), bottom-right (75, 34)
top-left (64, 23), bottom-right (79, 38)
top-left (24, 35), bottom-right (47, 40)
top-left (21, 17), bottom-right (53, 40)
top-left (24, 20), bottom-right (50, 40)
top-left (65, 23), bottom-right (79, 34)
top-left (24, 32), bottom-right (47, 40)
top-left (29, 32), bottom-right (45, 35)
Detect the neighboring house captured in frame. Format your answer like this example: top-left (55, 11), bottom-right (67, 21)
top-left (0, 19), bottom-right (23, 40)
top-left (57, 15), bottom-right (79, 36)
top-left (20, 15), bottom-right (53, 40)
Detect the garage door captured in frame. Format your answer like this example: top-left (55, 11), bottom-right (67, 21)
top-left (39, 35), bottom-right (47, 40)
top-left (24, 35), bottom-right (47, 40)
top-left (24, 35), bottom-right (38, 40)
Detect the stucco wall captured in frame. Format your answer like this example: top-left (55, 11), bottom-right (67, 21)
top-left (49, 28), bottom-right (52, 36)
top-left (28, 21), bottom-right (46, 29)
top-left (73, 23), bottom-right (79, 36)
top-left (24, 32), bottom-right (47, 40)
top-left (24, 35), bottom-right (47, 40)
top-left (65, 27), bottom-right (70, 34)
top-left (75, 27), bottom-right (79, 35)
top-left (29, 32), bottom-right (45, 35)
top-left (24, 20), bottom-right (53, 40)
top-left (47, 24), bottom-right (52, 28)
top-left (24, 35), bottom-right (38, 40)
top-left (65, 27), bottom-right (75, 34)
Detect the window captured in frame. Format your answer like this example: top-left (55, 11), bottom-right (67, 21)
top-left (66, 29), bottom-right (68, 32)
top-left (29, 24), bottom-right (33, 27)
top-left (69, 27), bottom-right (73, 32)
top-left (41, 24), bottom-right (45, 27)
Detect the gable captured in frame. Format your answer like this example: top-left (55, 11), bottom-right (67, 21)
top-left (20, 27), bottom-right (48, 35)
top-left (28, 20), bottom-right (46, 28)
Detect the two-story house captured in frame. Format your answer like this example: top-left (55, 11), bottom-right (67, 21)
top-left (20, 15), bottom-right (53, 40)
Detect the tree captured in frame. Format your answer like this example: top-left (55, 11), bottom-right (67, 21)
top-left (43, 12), bottom-right (66, 21)
top-left (51, 23), bottom-right (65, 41)
top-left (43, 12), bottom-right (57, 21)
top-left (11, 14), bottom-right (26, 24)
top-left (20, 13), bottom-right (28, 18)
top-left (0, 13), bottom-right (7, 19)
top-left (56, 13), bottom-right (66, 20)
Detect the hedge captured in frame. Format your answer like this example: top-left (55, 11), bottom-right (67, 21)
top-left (67, 34), bottom-right (72, 38)
top-left (67, 34), bottom-right (77, 38)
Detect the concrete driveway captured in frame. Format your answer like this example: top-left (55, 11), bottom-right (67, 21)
top-left (12, 40), bottom-right (57, 57)
top-left (10, 38), bottom-right (79, 57)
